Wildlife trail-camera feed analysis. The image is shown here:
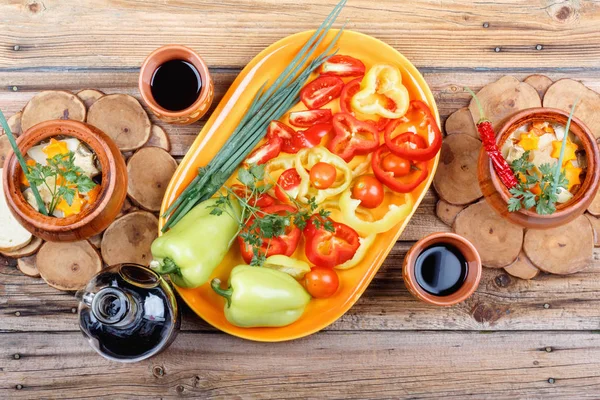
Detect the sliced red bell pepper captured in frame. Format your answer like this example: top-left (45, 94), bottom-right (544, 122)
top-left (384, 100), bottom-right (442, 161)
top-left (327, 112), bottom-right (380, 162)
top-left (372, 140), bottom-right (428, 193)
top-left (301, 123), bottom-right (333, 147)
top-left (245, 136), bottom-right (282, 165)
top-left (231, 184), bottom-right (276, 208)
top-left (267, 120), bottom-right (319, 154)
top-left (275, 168), bottom-right (302, 203)
top-left (300, 76), bottom-right (344, 110)
top-left (288, 109), bottom-right (332, 128)
top-left (340, 78), bottom-right (390, 132)
top-left (303, 216), bottom-right (360, 268)
top-left (318, 55), bottom-right (365, 78)
top-left (238, 204), bottom-right (301, 264)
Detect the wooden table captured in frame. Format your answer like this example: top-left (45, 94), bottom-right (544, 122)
top-left (2, 1), bottom-right (600, 398)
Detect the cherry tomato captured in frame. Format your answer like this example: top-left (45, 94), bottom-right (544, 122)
top-left (352, 175), bottom-right (384, 209)
top-left (275, 168), bottom-right (302, 203)
top-left (288, 109), bottom-right (332, 128)
top-left (300, 76), bottom-right (344, 110)
top-left (304, 266), bottom-right (340, 299)
top-left (382, 153), bottom-right (411, 177)
top-left (318, 55), bottom-right (365, 78)
top-left (309, 162), bottom-right (337, 190)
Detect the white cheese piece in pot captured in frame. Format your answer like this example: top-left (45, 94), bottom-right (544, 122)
top-left (554, 125), bottom-right (566, 141)
top-left (531, 147), bottom-right (555, 170)
top-left (556, 187), bottom-right (574, 204)
top-left (27, 143), bottom-right (47, 165)
top-left (506, 145), bottom-right (526, 163)
top-left (537, 133), bottom-right (555, 151)
top-left (74, 143), bottom-right (100, 177)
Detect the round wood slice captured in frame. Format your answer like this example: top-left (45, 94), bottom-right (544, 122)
top-left (76, 89), bottom-right (105, 109)
top-left (1, 111), bottom-right (23, 137)
top-left (543, 79), bottom-right (600, 139)
top-left (524, 215), bottom-right (594, 275)
top-left (87, 94), bottom-right (151, 151)
top-left (468, 76), bottom-right (541, 131)
top-left (436, 200), bottom-right (465, 226)
top-left (88, 233), bottom-right (103, 249)
top-left (433, 133), bottom-right (483, 205)
top-left (21, 90), bottom-right (86, 132)
top-left (1, 236), bottom-right (43, 258)
top-left (588, 188), bottom-right (600, 216)
top-left (0, 171), bottom-right (32, 252)
top-left (453, 200), bottom-right (523, 268)
top-left (17, 254), bottom-right (40, 278)
top-left (444, 107), bottom-right (479, 139)
top-left (100, 211), bottom-right (158, 266)
top-left (36, 240), bottom-right (102, 291)
top-left (127, 147), bottom-right (177, 212)
top-left (145, 124), bottom-right (171, 152)
top-left (584, 214), bottom-right (600, 247)
top-left (504, 251), bottom-right (540, 280)
top-left (0, 135), bottom-right (11, 168)
top-left (523, 74), bottom-right (553, 99)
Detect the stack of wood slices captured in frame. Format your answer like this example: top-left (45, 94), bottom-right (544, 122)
top-left (435, 76), bottom-right (600, 280)
top-left (0, 90), bottom-right (177, 291)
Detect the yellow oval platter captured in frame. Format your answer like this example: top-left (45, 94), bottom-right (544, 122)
top-left (159, 29), bottom-right (440, 342)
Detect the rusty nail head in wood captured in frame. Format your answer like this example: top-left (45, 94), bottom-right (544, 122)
top-left (153, 366), bottom-right (165, 376)
top-left (548, 378), bottom-right (555, 384)
top-left (176, 385), bottom-right (184, 393)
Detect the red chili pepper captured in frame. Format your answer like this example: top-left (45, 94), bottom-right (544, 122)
top-left (340, 78), bottom-right (389, 131)
top-left (245, 136), bottom-right (282, 165)
top-left (303, 216), bottom-right (360, 268)
top-left (372, 139), bottom-right (429, 193)
top-left (327, 112), bottom-right (379, 162)
top-left (465, 88), bottom-right (518, 189)
top-left (384, 100), bottom-right (442, 161)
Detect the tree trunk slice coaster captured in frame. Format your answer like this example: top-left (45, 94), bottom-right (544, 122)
top-left (543, 79), bottom-right (600, 139)
top-left (1, 111), bottom-right (23, 137)
top-left (468, 75), bottom-right (541, 131)
top-left (145, 124), bottom-right (172, 152)
top-left (588, 188), bottom-right (600, 216)
top-left (523, 74), bottom-right (553, 99)
top-left (88, 233), bottom-right (103, 249)
top-left (1, 236), bottom-right (43, 258)
top-left (17, 254), bottom-right (40, 278)
top-left (86, 94), bottom-right (151, 152)
top-left (36, 240), bottom-right (102, 291)
top-left (100, 211), bottom-right (158, 266)
top-left (77, 89), bottom-right (105, 109)
top-left (0, 135), bottom-right (11, 168)
top-left (433, 133), bottom-right (483, 205)
top-left (584, 213), bottom-right (600, 247)
top-left (524, 215), bottom-right (594, 275)
top-left (0, 170), bottom-right (32, 252)
top-left (453, 200), bottom-right (523, 269)
top-left (444, 107), bottom-right (478, 139)
top-left (21, 90), bottom-right (86, 132)
top-left (436, 200), bottom-right (465, 226)
top-left (504, 251), bottom-right (540, 280)
top-left (127, 147), bottom-right (177, 212)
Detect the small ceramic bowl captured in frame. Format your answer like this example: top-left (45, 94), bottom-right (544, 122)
top-left (478, 108), bottom-right (600, 229)
top-left (139, 44), bottom-right (214, 125)
top-left (402, 232), bottom-right (482, 306)
top-left (2, 120), bottom-right (127, 242)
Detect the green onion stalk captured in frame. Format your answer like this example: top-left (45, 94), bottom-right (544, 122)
top-left (550, 98), bottom-right (579, 206)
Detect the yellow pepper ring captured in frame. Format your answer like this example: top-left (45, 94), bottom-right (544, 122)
top-left (264, 255), bottom-right (311, 279)
top-left (295, 147), bottom-right (352, 204)
top-left (317, 200), bottom-right (375, 222)
top-left (338, 189), bottom-right (413, 236)
top-left (264, 153), bottom-right (297, 184)
top-left (350, 154), bottom-right (372, 178)
top-left (351, 64), bottom-right (410, 119)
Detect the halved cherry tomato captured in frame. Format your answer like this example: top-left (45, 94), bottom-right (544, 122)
top-left (231, 184), bottom-right (276, 208)
top-left (300, 76), bottom-right (344, 110)
top-left (304, 266), bottom-right (340, 299)
top-left (319, 55), bottom-right (365, 78)
top-left (372, 141), bottom-right (428, 193)
top-left (245, 136), bottom-right (282, 165)
top-left (275, 168), bottom-right (302, 203)
top-left (381, 153), bottom-right (411, 177)
top-left (340, 79), bottom-right (390, 132)
top-left (327, 112), bottom-right (379, 162)
top-left (288, 109), bottom-right (332, 128)
top-left (309, 162), bottom-right (337, 190)
top-left (301, 123), bottom-right (333, 147)
top-left (352, 175), bottom-right (384, 209)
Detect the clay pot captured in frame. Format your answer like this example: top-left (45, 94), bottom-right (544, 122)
top-left (138, 45), bottom-right (214, 125)
top-left (402, 233), bottom-right (482, 306)
top-left (2, 120), bottom-right (127, 242)
top-left (478, 108), bottom-right (600, 229)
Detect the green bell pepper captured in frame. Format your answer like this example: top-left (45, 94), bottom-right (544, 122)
top-left (211, 265), bottom-right (311, 328)
top-left (150, 198), bottom-right (241, 288)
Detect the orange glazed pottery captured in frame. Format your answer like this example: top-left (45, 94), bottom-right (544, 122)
top-left (402, 233), bottom-right (482, 306)
top-left (139, 45), bottom-right (214, 125)
top-left (478, 108), bottom-right (599, 230)
top-left (2, 120), bottom-right (127, 242)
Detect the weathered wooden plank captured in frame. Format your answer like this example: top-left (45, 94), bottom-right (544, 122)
top-left (0, 0), bottom-right (599, 69)
top-left (1, 330), bottom-right (600, 399)
top-left (3, 244), bottom-right (600, 333)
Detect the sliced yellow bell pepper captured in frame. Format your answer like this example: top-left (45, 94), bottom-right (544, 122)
top-left (338, 189), bottom-right (413, 235)
top-left (551, 138), bottom-right (578, 165)
top-left (351, 64), bottom-right (410, 119)
top-left (295, 147), bottom-right (352, 204)
top-left (42, 138), bottom-right (69, 159)
top-left (563, 160), bottom-right (582, 191)
top-left (350, 154), bottom-right (372, 178)
top-left (264, 255), bottom-right (311, 279)
top-left (55, 191), bottom-right (84, 217)
top-left (518, 131), bottom-right (539, 151)
top-left (335, 233), bottom-right (377, 270)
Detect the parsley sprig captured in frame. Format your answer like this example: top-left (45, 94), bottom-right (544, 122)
top-left (209, 163), bottom-right (333, 266)
top-left (26, 151), bottom-right (97, 215)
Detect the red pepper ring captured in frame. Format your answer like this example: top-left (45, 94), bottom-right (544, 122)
top-left (372, 143), bottom-right (429, 193)
top-left (303, 216), bottom-right (360, 268)
top-left (384, 100), bottom-right (442, 161)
